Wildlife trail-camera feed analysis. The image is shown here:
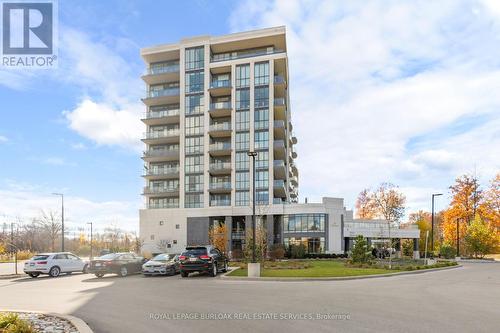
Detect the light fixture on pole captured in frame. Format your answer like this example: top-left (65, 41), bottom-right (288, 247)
top-left (431, 193), bottom-right (443, 253)
top-left (52, 193), bottom-right (65, 252)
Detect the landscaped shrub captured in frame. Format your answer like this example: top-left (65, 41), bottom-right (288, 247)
top-left (439, 243), bottom-right (456, 259)
top-left (350, 235), bottom-right (372, 264)
top-left (303, 253), bottom-right (348, 259)
top-left (231, 249), bottom-right (243, 261)
top-left (288, 244), bottom-right (306, 259)
top-left (0, 312), bottom-right (35, 333)
top-left (268, 244), bottom-right (286, 260)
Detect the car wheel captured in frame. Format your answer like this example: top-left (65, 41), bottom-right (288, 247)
top-left (181, 271), bottom-right (188, 278)
top-left (222, 261), bottom-right (228, 272)
top-left (119, 266), bottom-right (128, 277)
top-left (28, 273), bottom-right (39, 278)
top-left (82, 265), bottom-right (89, 274)
top-left (95, 273), bottom-right (104, 278)
top-left (49, 266), bottom-right (60, 278)
top-left (210, 263), bottom-right (217, 277)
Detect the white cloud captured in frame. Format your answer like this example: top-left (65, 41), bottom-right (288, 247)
top-left (230, 0), bottom-right (500, 214)
top-left (41, 157), bottom-right (72, 166)
top-left (0, 135), bottom-right (8, 143)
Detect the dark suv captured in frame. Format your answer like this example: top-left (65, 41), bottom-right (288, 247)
top-left (179, 246), bottom-right (228, 277)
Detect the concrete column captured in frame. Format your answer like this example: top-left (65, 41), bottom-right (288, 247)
top-left (413, 238), bottom-right (420, 259)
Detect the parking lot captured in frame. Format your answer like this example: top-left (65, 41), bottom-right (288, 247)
top-left (0, 262), bottom-right (499, 333)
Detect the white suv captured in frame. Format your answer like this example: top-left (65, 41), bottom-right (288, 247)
top-left (24, 252), bottom-right (89, 278)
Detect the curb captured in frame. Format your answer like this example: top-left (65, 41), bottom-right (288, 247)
top-left (221, 264), bottom-right (461, 282)
top-left (0, 309), bottom-right (93, 333)
top-left (0, 274), bottom-right (23, 280)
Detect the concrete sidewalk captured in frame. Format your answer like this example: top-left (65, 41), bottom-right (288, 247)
top-left (0, 261), bottom-right (26, 276)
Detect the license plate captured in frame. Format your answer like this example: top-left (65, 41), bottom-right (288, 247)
top-left (189, 258), bottom-right (197, 262)
top-left (148, 268), bottom-right (155, 272)
top-left (95, 263), bottom-right (101, 267)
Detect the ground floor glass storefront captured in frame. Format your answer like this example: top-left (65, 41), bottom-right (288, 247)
top-left (284, 237), bottom-right (326, 253)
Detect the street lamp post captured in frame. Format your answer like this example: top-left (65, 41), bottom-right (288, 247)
top-left (431, 193), bottom-right (442, 254)
top-left (52, 193), bottom-right (65, 252)
top-left (87, 222), bottom-right (93, 260)
top-left (247, 151), bottom-right (257, 263)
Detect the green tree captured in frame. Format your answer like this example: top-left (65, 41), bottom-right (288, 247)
top-left (464, 215), bottom-right (499, 258)
top-left (350, 235), bottom-right (371, 263)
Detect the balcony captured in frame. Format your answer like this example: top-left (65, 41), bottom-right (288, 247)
top-left (142, 167), bottom-right (179, 180)
top-left (148, 202), bottom-right (179, 209)
top-left (273, 159), bottom-right (286, 179)
top-left (209, 142), bottom-right (232, 156)
top-left (273, 198), bottom-right (285, 204)
top-left (209, 162), bottom-right (231, 175)
top-left (273, 120), bottom-right (285, 139)
top-left (274, 75), bottom-right (286, 86)
top-left (210, 199), bottom-right (231, 207)
top-left (209, 101), bottom-right (232, 117)
top-left (141, 109), bottom-right (180, 126)
top-left (142, 149), bottom-right (179, 162)
top-left (273, 179), bottom-right (286, 197)
top-left (208, 182), bottom-right (232, 193)
top-left (142, 87), bottom-right (180, 106)
top-left (143, 186), bottom-right (179, 197)
top-left (273, 140), bottom-right (286, 159)
top-left (211, 48), bottom-right (285, 63)
top-left (142, 62), bottom-right (180, 85)
top-left (209, 80), bottom-right (231, 96)
top-left (274, 97), bottom-right (286, 120)
top-left (142, 129), bottom-right (180, 144)
top-left (209, 122), bottom-right (232, 137)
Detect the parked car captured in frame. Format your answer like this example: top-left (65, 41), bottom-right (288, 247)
top-left (23, 252), bottom-right (89, 278)
top-left (179, 246), bottom-right (228, 277)
top-left (88, 253), bottom-right (145, 278)
top-left (142, 253), bottom-right (180, 276)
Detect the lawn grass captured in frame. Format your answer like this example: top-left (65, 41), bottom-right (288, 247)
top-left (228, 260), bottom-right (392, 278)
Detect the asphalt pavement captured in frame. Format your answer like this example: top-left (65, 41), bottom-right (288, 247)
top-left (0, 262), bottom-right (499, 333)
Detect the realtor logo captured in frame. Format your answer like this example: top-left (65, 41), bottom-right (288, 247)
top-left (1, 0), bottom-right (58, 68)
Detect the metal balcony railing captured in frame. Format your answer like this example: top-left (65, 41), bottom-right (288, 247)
top-left (209, 123), bottom-right (231, 131)
top-left (143, 129), bottom-right (180, 139)
top-left (146, 63), bottom-right (180, 75)
top-left (210, 80), bottom-right (231, 89)
top-left (146, 87), bottom-right (180, 98)
top-left (143, 109), bottom-right (180, 119)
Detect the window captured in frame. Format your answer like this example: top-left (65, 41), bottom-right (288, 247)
top-left (254, 62), bottom-right (269, 86)
top-left (254, 86), bottom-right (269, 108)
top-left (159, 221), bottom-right (164, 226)
top-left (236, 110), bottom-right (249, 131)
top-left (185, 193), bottom-right (203, 208)
top-left (235, 132), bottom-right (250, 151)
top-left (173, 240), bottom-right (177, 244)
top-left (185, 46), bottom-right (204, 70)
top-left (149, 179), bottom-right (179, 191)
top-left (256, 150), bottom-right (269, 169)
top-left (185, 174), bottom-right (204, 192)
top-left (236, 64), bottom-right (250, 88)
top-left (256, 190), bottom-right (269, 204)
top-left (185, 94), bottom-right (204, 115)
top-left (235, 152), bottom-right (249, 170)
top-left (185, 136), bottom-right (204, 154)
top-left (54, 254), bottom-right (67, 260)
top-left (254, 108), bottom-right (269, 130)
top-left (283, 214), bottom-right (326, 233)
top-left (185, 115), bottom-right (204, 136)
top-left (236, 171), bottom-right (249, 190)
top-left (185, 71), bottom-right (204, 93)
top-left (185, 155), bottom-right (204, 173)
top-left (283, 237), bottom-right (325, 253)
top-left (255, 170), bottom-right (269, 189)
top-left (149, 197), bottom-right (179, 209)
top-left (175, 224), bottom-right (180, 229)
top-left (236, 88), bottom-right (250, 109)
top-left (150, 235), bottom-right (155, 240)
top-left (210, 194), bottom-right (231, 206)
top-left (254, 130), bottom-right (269, 149)
top-left (167, 243), bottom-right (171, 248)
top-left (235, 191), bottom-right (249, 206)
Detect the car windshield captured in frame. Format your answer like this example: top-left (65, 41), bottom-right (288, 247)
top-left (151, 254), bottom-right (170, 261)
top-left (98, 253), bottom-right (119, 260)
top-left (183, 248), bottom-right (207, 256)
top-left (31, 255), bottom-right (49, 261)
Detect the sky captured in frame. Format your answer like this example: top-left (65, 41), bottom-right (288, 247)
top-left (0, 0), bottom-right (499, 234)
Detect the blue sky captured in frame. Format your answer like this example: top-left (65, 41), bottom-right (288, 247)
top-left (0, 0), bottom-right (499, 233)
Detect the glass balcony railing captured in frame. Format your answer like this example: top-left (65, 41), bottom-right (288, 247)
top-left (273, 198), bottom-right (285, 204)
top-left (209, 162), bottom-right (231, 170)
top-left (146, 87), bottom-right (180, 98)
top-left (209, 101), bottom-right (231, 110)
top-left (209, 182), bottom-right (232, 190)
top-left (209, 123), bottom-right (231, 132)
top-left (274, 98), bottom-right (286, 107)
top-left (273, 160), bottom-right (285, 168)
top-left (147, 63), bottom-right (180, 75)
top-left (210, 199), bottom-right (231, 206)
top-left (273, 140), bottom-right (285, 149)
top-left (209, 143), bottom-right (231, 151)
top-left (211, 48), bottom-right (285, 63)
top-left (144, 168), bottom-right (179, 176)
top-left (144, 186), bottom-right (179, 194)
top-left (148, 202), bottom-right (179, 209)
top-left (143, 149), bottom-right (179, 158)
top-left (143, 109), bottom-right (180, 119)
top-left (274, 120), bottom-right (285, 129)
top-left (274, 75), bottom-right (285, 85)
top-left (143, 129), bottom-right (180, 139)
top-left (210, 80), bottom-right (231, 89)
top-left (273, 180), bottom-right (285, 188)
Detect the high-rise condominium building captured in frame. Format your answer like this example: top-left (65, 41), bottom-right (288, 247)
top-left (139, 27), bottom-right (420, 258)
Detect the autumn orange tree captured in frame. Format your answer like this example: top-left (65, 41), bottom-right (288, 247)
top-left (354, 183), bottom-right (406, 223)
top-left (481, 173), bottom-right (500, 229)
top-left (355, 189), bottom-right (377, 219)
top-left (208, 223), bottom-right (228, 254)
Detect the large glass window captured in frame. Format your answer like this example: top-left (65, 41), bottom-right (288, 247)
top-left (254, 130), bottom-right (269, 149)
top-left (254, 86), bottom-right (269, 108)
top-left (254, 62), bottom-right (269, 86)
top-left (235, 171), bottom-right (249, 190)
top-left (185, 136), bottom-right (204, 155)
top-left (185, 174), bottom-right (204, 193)
top-left (254, 108), bottom-right (269, 130)
top-left (149, 197), bottom-right (179, 209)
top-left (235, 191), bottom-right (249, 206)
top-left (185, 46), bottom-right (204, 70)
top-left (185, 155), bottom-right (204, 174)
top-left (185, 115), bottom-right (204, 136)
top-left (256, 190), bottom-right (269, 204)
top-left (235, 152), bottom-right (249, 170)
top-left (185, 94), bottom-right (204, 115)
top-left (235, 132), bottom-right (250, 151)
top-left (255, 170), bottom-right (268, 189)
top-left (283, 214), bottom-right (326, 233)
top-left (210, 194), bottom-right (230, 206)
top-left (185, 193), bottom-right (203, 208)
top-left (185, 71), bottom-right (204, 93)
top-left (149, 179), bottom-right (179, 191)
top-left (256, 150), bottom-right (268, 169)
top-left (283, 237), bottom-right (325, 254)
top-left (235, 64), bottom-right (250, 88)
top-left (236, 88), bottom-right (250, 110)
top-left (235, 110), bottom-right (249, 131)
